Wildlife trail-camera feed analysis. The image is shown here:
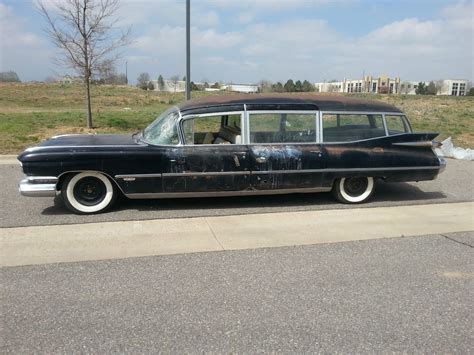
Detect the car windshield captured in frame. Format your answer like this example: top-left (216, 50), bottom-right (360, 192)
top-left (141, 108), bottom-right (180, 145)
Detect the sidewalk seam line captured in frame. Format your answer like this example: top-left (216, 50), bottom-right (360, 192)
top-left (440, 234), bottom-right (474, 248)
top-left (204, 218), bottom-right (225, 251)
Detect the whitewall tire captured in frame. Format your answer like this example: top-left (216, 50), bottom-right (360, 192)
top-left (61, 172), bottom-right (116, 214)
top-left (333, 176), bottom-right (375, 204)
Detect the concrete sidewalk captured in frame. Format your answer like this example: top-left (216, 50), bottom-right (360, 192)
top-left (1, 202), bottom-right (472, 267)
top-left (0, 155), bottom-right (18, 165)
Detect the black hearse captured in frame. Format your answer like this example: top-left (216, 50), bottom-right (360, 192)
top-left (18, 94), bottom-right (445, 214)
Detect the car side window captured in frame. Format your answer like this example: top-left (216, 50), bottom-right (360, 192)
top-left (249, 113), bottom-right (316, 143)
top-left (385, 115), bottom-right (411, 135)
top-left (323, 113), bottom-right (385, 142)
top-left (182, 114), bottom-right (242, 145)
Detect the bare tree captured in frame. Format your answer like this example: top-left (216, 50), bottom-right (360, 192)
top-left (435, 80), bottom-right (446, 95)
top-left (258, 79), bottom-right (273, 93)
top-left (136, 73), bottom-right (150, 90)
top-left (37, 0), bottom-right (131, 128)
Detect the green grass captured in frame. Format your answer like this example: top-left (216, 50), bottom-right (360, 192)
top-left (0, 82), bottom-right (472, 153)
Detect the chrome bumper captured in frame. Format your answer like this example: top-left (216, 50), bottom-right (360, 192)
top-left (19, 176), bottom-right (58, 197)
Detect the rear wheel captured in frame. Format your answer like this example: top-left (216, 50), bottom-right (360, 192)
top-left (333, 176), bottom-right (375, 204)
top-left (61, 172), bottom-right (116, 214)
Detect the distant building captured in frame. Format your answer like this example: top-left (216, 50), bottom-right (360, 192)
top-left (225, 84), bottom-right (259, 93)
top-left (60, 75), bottom-right (83, 84)
top-left (437, 79), bottom-right (469, 96)
top-left (316, 75), bottom-right (401, 94)
top-left (315, 76), bottom-right (470, 96)
top-left (150, 79), bottom-right (186, 92)
top-left (201, 83), bottom-right (259, 93)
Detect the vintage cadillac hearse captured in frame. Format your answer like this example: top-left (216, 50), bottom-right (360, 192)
top-left (18, 94), bottom-right (445, 214)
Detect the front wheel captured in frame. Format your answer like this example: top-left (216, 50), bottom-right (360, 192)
top-left (61, 172), bottom-right (117, 214)
top-left (333, 176), bottom-right (375, 204)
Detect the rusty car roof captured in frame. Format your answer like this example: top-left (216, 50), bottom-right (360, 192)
top-left (178, 93), bottom-right (403, 113)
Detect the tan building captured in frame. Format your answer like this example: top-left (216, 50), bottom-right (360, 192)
top-left (315, 76), bottom-right (470, 96)
top-left (316, 75), bottom-right (401, 94)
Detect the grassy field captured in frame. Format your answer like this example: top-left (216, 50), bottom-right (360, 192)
top-left (0, 82), bottom-right (472, 153)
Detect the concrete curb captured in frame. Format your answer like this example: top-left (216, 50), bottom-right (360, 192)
top-left (1, 202), bottom-right (473, 267)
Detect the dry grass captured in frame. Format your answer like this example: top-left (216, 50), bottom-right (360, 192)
top-left (0, 82), bottom-right (472, 153)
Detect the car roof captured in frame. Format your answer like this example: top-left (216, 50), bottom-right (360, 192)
top-left (178, 93), bottom-right (403, 114)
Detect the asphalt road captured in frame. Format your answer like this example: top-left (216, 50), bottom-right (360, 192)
top-left (1, 232), bottom-right (473, 353)
top-left (1, 159), bottom-right (472, 228)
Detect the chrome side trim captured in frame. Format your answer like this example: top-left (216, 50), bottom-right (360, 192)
top-left (392, 141), bottom-right (433, 147)
top-left (125, 187), bottom-right (332, 199)
top-left (19, 177), bottom-right (58, 197)
top-left (117, 166), bottom-right (440, 180)
top-left (116, 173), bottom-right (163, 179)
top-left (253, 166), bottom-right (440, 174)
top-left (24, 145), bottom-right (143, 152)
top-left (163, 171), bottom-right (250, 177)
top-left (24, 176), bottom-right (58, 183)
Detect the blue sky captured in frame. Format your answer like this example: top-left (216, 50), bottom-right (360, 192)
top-left (0, 0), bottom-right (472, 84)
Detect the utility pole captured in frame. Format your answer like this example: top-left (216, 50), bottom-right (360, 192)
top-left (186, 0), bottom-right (191, 100)
top-left (125, 61), bottom-right (128, 85)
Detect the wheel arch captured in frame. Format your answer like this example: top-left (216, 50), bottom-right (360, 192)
top-left (57, 170), bottom-right (126, 196)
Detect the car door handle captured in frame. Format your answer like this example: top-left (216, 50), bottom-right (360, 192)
top-left (256, 156), bottom-right (267, 163)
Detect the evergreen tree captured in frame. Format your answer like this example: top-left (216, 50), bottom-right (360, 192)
top-left (415, 82), bottom-right (427, 95)
top-left (284, 79), bottom-right (295, 92)
top-left (157, 75), bottom-right (165, 91)
top-left (302, 80), bottom-right (314, 92)
top-left (294, 80), bottom-right (303, 92)
top-left (426, 81), bottom-right (437, 95)
top-left (272, 82), bottom-right (284, 92)
top-left (0, 71), bottom-right (21, 82)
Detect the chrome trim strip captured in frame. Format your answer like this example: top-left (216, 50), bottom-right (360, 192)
top-left (25, 176), bottom-right (58, 183)
top-left (24, 145), bottom-right (142, 152)
top-left (252, 166), bottom-right (440, 174)
top-left (116, 173), bottom-right (162, 179)
top-left (321, 111), bottom-right (404, 115)
top-left (392, 141), bottom-right (433, 147)
top-left (316, 110), bottom-right (322, 143)
top-left (125, 187), bottom-right (332, 199)
top-left (163, 171), bottom-right (250, 177)
top-left (382, 113), bottom-right (389, 136)
top-left (243, 104), bottom-right (249, 144)
top-left (117, 166), bottom-right (440, 180)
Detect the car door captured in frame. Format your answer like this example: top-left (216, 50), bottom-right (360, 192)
top-left (162, 112), bottom-right (251, 193)
top-left (247, 110), bottom-right (326, 191)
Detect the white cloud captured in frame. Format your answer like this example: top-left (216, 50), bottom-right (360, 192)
top-left (236, 12), bottom-right (255, 24)
top-left (0, 4), bottom-right (44, 48)
top-left (194, 28), bottom-right (243, 48)
top-left (1, 0), bottom-right (472, 84)
top-left (0, 3), bottom-right (52, 78)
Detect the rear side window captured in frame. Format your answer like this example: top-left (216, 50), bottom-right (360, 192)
top-left (323, 113), bottom-right (385, 142)
top-left (385, 115), bottom-right (411, 135)
top-left (249, 113), bottom-right (316, 143)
